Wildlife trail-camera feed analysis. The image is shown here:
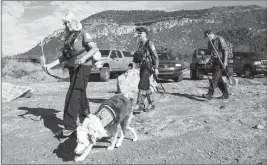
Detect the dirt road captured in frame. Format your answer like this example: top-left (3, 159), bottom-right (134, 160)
top-left (2, 71), bottom-right (267, 164)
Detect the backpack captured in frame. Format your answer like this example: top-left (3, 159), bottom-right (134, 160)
top-left (145, 40), bottom-right (156, 67)
top-left (217, 36), bottom-right (233, 59)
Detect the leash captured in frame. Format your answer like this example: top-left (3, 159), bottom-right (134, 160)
top-left (39, 39), bottom-right (72, 80)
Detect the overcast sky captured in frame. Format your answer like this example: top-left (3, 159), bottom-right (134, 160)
top-left (2, 1), bottom-right (266, 56)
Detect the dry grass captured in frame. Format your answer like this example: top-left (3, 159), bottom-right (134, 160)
top-left (1, 59), bottom-right (69, 82)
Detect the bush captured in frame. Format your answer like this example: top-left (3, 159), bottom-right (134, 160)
top-left (1, 59), bottom-right (68, 81)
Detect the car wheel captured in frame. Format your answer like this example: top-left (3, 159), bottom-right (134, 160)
top-left (196, 67), bottom-right (204, 80)
top-left (236, 73), bottom-right (242, 77)
top-left (173, 73), bottom-right (184, 82)
top-left (243, 66), bottom-right (253, 78)
top-left (190, 69), bottom-right (197, 80)
top-left (100, 67), bottom-right (110, 82)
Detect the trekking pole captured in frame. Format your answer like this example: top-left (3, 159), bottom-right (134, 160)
top-left (207, 36), bottom-right (237, 87)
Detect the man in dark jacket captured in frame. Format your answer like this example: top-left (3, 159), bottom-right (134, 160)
top-left (202, 30), bottom-right (229, 100)
top-left (133, 27), bottom-right (159, 112)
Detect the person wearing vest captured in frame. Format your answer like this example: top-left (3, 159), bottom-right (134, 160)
top-left (202, 30), bottom-right (229, 100)
top-left (133, 27), bottom-right (159, 112)
top-left (44, 12), bottom-right (99, 137)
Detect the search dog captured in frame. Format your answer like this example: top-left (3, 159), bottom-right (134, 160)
top-left (74, 93), bottom-right (138, 162)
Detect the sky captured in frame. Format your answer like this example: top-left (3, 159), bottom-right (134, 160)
top-left (2, 1), bottom-right (266, 56)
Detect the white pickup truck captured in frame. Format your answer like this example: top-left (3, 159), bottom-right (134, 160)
top-left (91, 49), bottom-right (135, 81)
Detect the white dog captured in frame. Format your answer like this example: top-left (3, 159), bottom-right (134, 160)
top-left (74, 94), bottom-right (138, 162)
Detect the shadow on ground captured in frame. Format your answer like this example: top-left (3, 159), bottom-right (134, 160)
top-left (167, 92), bottom-right (207, 102)
top-left (17, 107), bottom-right (62, 135)
top-left (53, 134), bottom-right (77, 162)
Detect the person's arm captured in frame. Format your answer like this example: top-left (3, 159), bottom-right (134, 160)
top-left (148, 41), bottom-right (159, 69)
top-left (45, 55), bottom-right (66, 70)
top-left (77, 32), bottom-right (99, 64)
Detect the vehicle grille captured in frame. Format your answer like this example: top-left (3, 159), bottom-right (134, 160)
top-left (261, 60), bottom-right (267, 65)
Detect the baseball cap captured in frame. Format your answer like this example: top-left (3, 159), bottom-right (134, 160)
top-left (136, 26), bottom-right (149, 35)
top-left (204, 29), bottom-right (212, 38)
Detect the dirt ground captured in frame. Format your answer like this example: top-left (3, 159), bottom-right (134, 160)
top-left (2, 70), bottom-right (267, 164)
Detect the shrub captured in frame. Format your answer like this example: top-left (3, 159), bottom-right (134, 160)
top-left (1, 59), bottom-right (68, 82)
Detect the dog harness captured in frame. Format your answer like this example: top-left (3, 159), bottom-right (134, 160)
top-left (95, 104), bottom-right (117, 129)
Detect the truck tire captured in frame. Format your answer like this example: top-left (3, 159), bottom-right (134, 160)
top-left (100, 67), bottom-right (110, 82)
top-left (243, 66), bottom-right (253, 78)
top-left (196, 67), bottom-right (204, 80)
top-left (173, 73), bottom-right (184, 82)
top-left (190, 69), bottom-right (197, 80)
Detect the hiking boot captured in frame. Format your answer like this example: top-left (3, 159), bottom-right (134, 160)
top-left (58, 128), bottom-right (75, 137)
top-left (218, 92), bottom-right (229, 99)
top-left (202, 93), bottom-right (213, 100)
top-left (144, 104), bottom-right (155, 112)
top-left (133, 104), bottom-right (145, 113)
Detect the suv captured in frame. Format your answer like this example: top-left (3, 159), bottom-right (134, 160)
top-left (190, 48), bottom-right (234, 80)
top-left (190, 48), bottom-right (212, 80)
top-left (91, 49), bottom-right (134, 81)
top-left (233, 51), bottom-right (267, 78)
top-left (157, 52), bottom-right (184, 82)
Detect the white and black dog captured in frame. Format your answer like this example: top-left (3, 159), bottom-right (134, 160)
top-left (74, 93), bottom-right (138, 162)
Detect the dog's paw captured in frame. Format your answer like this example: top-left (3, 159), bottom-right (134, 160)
top-left (107, 146), bottom-right (115, 150)
top-left (133, 137), bottom-right (138, 142)
top-left (74, 156), bottom-right (84, 162)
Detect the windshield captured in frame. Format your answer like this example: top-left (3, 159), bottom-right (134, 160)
top-left (122, 51), bottom-right (132, 57)
top-left (158, 53), bottom-right (174, 60)
top-left (99, 50), bottom-right (110, 57)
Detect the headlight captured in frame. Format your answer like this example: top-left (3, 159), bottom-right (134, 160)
top-left (175, 64), bottom-right (181, 67)
top-left (253, 61), bottom-right (261, 65)
top-left (205, 59), bottom-right (210, 63)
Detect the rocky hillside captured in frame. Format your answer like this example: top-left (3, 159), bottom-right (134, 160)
top-left (18, 5), bottom-right (266, 63)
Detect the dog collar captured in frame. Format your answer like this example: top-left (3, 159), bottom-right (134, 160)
top-left (95, 104), bottom-right (117, 129)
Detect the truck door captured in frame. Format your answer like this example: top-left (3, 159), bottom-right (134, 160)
top-left (116, 50), bottom-right (126, 70)
top-left (110, 50), bottom-right (120, 71)
top-left (233, 52), bottom-right (243, 74)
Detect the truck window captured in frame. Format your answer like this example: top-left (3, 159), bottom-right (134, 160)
top-left (99, 50), bottom-right (110, 57)
top-left (110, 50), bottom-right (118, 58)
top-left (116, 50), bottom-right (123, 58)
top-left (122, 51), bottom-right (131, 57)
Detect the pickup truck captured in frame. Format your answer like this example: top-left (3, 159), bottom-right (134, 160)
top-left (91, 49), bottom-right (135, 81)
top-left (233, 51), bottom-right (267, 78)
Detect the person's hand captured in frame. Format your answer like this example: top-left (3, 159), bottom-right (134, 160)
top-left (222, 64), bottom-right (227, 70)
top-left (130, 51), bottom-right (135, 56)
top-left (154, 68), bottom-right (159, 75)
top-left (78, 57), bottom-right (87, 65)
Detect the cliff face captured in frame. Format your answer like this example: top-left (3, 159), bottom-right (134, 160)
top-left (18, 5), bottom-right (266, 62)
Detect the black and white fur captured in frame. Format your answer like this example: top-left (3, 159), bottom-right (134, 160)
top-left (74, 93), bottom-right (138, 162)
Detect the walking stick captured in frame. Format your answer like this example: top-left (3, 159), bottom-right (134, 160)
top-left (207, 36), bottom-right (238, 87)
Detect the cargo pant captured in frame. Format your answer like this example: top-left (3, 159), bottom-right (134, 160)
top-left (137, 65), bottom-right (154, 108)
top-left (208, 59), bottom-right (228, 95)
top-left (63, 65), bottom-right (92, 130)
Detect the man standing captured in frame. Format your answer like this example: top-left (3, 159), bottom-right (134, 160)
top-left (133, 27), bottom-right (159, 112)
top-left (202, 30), bottom-right (229, 100)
